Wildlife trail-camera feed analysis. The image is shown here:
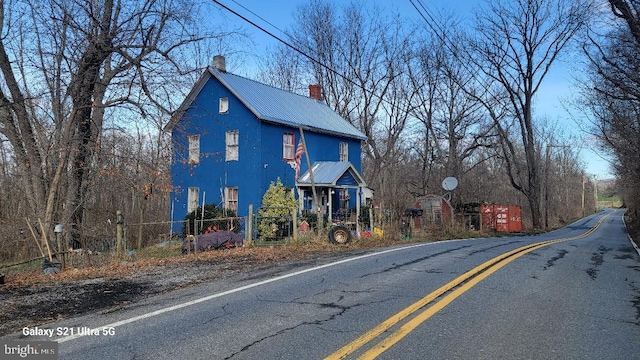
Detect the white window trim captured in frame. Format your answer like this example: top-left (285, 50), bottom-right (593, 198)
top-left (283, 133), bottom-right (295, 160)
top-left (187, 187), bottom-right (199, 214)
top-left (188, 135), bottom-right (200, 164)
top-left (339, 142), bottom-right (348, 162)
top-left (219, 97), bottom-right (229, 114)
top-left (225, 187), bottom-right (238, 211)
top-left (226, 130), bottom-right (239, 161)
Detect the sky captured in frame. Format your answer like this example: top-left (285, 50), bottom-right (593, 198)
top-left (210, 0), bottom-right (614, 179)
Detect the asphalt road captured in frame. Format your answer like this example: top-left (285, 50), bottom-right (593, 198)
top-left (5, 208), bottom-right (640, 359)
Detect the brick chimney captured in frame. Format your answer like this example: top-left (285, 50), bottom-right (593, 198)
top-left (213, 55), bottom-right (226, 72)
top-left (309, 84), bottom-right (322, 100)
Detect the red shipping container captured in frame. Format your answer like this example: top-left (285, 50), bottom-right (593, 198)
top-left (480, 204), bottom-right (522, 232)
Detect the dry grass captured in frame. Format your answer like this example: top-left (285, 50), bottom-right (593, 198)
top-left (0, 227), bottom-right (506, 289)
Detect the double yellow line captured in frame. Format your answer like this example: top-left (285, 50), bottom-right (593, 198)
top-left (326, 212), bottom-right (611, 360)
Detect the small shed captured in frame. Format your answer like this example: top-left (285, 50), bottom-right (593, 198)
top-left (412, 195), bottom-right (454, 227)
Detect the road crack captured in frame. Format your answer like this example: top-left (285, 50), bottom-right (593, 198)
top-left (224, 294), bottom-right (389, 359)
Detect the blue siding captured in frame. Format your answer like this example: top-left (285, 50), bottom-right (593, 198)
top-left (171, 79), bottom-right (264, 223)
top-left (170, 73), bottom-right (365, 227)
top-left (336, 172), bottom-right (358, 186)
top-left (260, 123), bottom-right (363, 191)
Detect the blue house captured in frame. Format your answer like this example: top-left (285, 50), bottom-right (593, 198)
top-left (165, 55), bottom-right (369, 232)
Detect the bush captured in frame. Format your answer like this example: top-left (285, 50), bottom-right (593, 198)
top-left (183, 204), bottom-right (238, 235)
top-left (258, 178), bottom-right (297, 240)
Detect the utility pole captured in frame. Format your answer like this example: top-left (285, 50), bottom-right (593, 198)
top-left (581, 174), bottom-right (586, 216)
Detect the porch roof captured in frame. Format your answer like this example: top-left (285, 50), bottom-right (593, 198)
top-left (297, 161), bottom-right (366, 188)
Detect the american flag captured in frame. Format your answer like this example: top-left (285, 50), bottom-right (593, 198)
top-left (294, 140), bottom-right (304, 181)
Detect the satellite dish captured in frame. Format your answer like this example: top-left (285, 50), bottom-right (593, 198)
top-left (442, 177), bottom-right (459, 191)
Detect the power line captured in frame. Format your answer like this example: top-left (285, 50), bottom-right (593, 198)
top-left (212, 0), bottom-right (363, 93)
top-left (408, 0), bottom-right (460, 59)
top-left (229, 0), bottom-right (287, 40)
top-left (211, 0), bottom-right (427, 122)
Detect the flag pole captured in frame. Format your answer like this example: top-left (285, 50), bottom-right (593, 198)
top-left (299, 126), bottom-right (323, 230)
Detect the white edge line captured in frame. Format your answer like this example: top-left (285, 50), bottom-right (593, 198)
top-left (57, 240), bottom-right (468, 343)
top-left (621, 211), bottom-right (640, 256)
top-left (54, 209), bottom-right (627, 343)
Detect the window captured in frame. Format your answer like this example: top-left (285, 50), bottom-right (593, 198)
top-left (225, 187), bottom-right (238, 211)
top-left (187, 187), bottom-right (199, 213)
top-left (188, 135), bottom-right (200, 164)
top-left (339, 189), bottom-right (350, 210)
top-left (226, 130), bottom-right (239, 161)
top-left (339, 142), bottom-right (348, 162)
top-left (283, 133), bottom-right (295, 160)
top-left (219, 97), bottom-right (229, 114)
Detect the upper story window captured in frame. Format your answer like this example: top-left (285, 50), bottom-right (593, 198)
top-left (225, 187), bottom-right (238, 211)
top-left (283, 133), bottom-right (295, 160)
top-left (226, 130), bottom-right (239, 161)
top-left (339, 142), bottom-right (348, 162)
top-left (219, 97), bottom-right (229, 114)
top-left (188, 135), bottom-right (200, 164)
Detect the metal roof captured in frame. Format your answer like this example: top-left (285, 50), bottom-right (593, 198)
top-left (211, 68), bottom-right (366, 140)
top-left (297, 162), bottom-right (366, 187)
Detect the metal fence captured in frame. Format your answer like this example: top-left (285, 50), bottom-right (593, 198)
top-left (124, 216), bottom-right (248, 250)
top-left (124, 220), bottom-right (187, 250)
top-left (194, 217), bottom-right (245, 236)
top-left (253, 206), bottom-right (294, 246)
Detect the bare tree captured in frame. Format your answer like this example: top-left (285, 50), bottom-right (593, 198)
top-left (261, 0), bottom-right (415, 212)
top-left (466, 0), bottom-right (591, 228)
top-left (0, 0), bottom-right (242, 251)
top-left (609, 0), bottom-right (640, 44)
top-left (258, 45), bottom-right (307, 93)
top-left (407, 14), bottom-right (496, 203)
top-left (583, 0), bottom-right (640, 221)
top-left (264, 0), bottom-right (416, 211)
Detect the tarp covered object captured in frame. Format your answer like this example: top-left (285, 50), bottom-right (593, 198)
top-left (182, 231), bottom-right (243, 254)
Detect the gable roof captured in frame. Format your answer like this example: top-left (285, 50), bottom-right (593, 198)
top-left (165, 67), bottom-right (367, 141)
top-left (297, 161), bottom-right (366, 187)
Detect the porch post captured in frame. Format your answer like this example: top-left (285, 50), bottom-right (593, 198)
top-left (327, 189), bottom-right (332, 224)
top-left (297, 188), bottom-right (303, 213)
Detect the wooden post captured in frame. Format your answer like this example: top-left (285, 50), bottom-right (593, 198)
top-left (137, 205), bottom-right (144, 250)
top-left (38, 219), bottom-right (53, 262)
top-left (194, 233), bottom-right (198, 254)
top-left (116, 211), bottom-right (124, 259)
top-left (299, 126), bottom-right (323, 230)
top-left (292, 209), bottom-right (298, 244)
top-left (25, 218), bottom-right (44, 258)
top-left (246, 204), bottom-right (253, 247)
top-left (356, 188), bottom-right (361, 236)
top-left (369, 207), bottom-right (374, 232)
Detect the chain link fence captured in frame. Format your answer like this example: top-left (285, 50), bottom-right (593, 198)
top-left (253, 206), bottom-right (294, 246)
top-left (124, 220), bottom-right (187, 250)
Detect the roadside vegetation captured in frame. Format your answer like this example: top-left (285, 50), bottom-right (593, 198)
top-left (1, 224), bottom-right (512, 286)
top-left (0, 0), bottom-right (637, 277)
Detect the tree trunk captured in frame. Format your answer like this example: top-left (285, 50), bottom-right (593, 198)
top-left (64, 1), bottom-right (114, 247)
